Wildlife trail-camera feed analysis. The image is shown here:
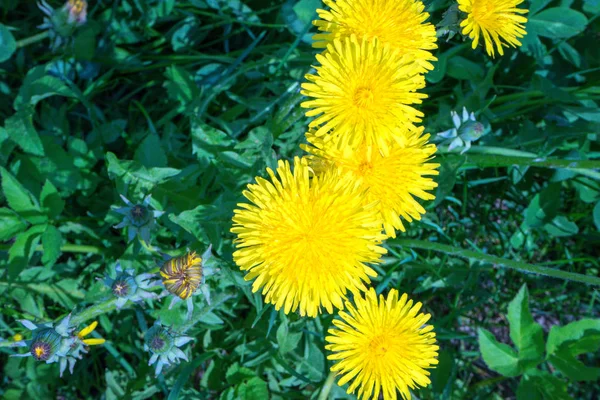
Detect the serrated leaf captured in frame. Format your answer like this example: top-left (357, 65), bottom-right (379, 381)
top-left (40, 180), bottom-right (65, 219)
top-left (546, 319), bottom-right (600, 355)
top-left (524, 184), bottom-right (560, 228)
top-left (0, 208), bottom-right (28, 241)
top-left (276, 317), bottom-right (303, 355)
top-left (507, 285), bottom-right (544, 366)
top-left (237, 377), bottom-right (268, 400)
top-left (548, 350), bottom-right (600, 382)
top-left (518, 370), bottom-right (571, 400)
top-left (134, 133), bottom-right (167, 168)
top-left (478, 328), bottom-right (521, 377)
top-left (41, 225), bottom-right (62, 267)
top-left (226, 363), bottom-right (256, 385)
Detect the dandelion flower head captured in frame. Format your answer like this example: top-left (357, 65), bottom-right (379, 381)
top-left (304, 130), bottom-right (439, 238)
top-left (231, 157), bottom-right (387, 317)
top-left (458, 0), bottom-right (528, 57)
top-left (313, 0), bottom-right (438, 71)
top-left (326, 289), bottom-right (439, 400)
top-left (301, 36), bottom-right (426, 152)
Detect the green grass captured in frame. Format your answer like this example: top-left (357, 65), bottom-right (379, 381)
top-left (1, 0), bottom-right (600, 399)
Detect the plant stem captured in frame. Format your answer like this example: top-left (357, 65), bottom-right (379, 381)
top-left (391, 239), bottom-right (600, 287)
top-left (71, 298), bottom-right (126, 326)
top-left (318, 371), bottom-right (337, 400)
top-left (0, 243), bottom-right (102, 254)
top-left (16, 31), bottom-right (50, 48)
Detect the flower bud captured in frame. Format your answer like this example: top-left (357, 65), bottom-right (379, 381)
top-left (111, 275), bottom-right (138, 298)
top-left (144, 325), bottom-right (174, 355)
top-left (160, 252), bottom-right (202, 300)
top-left (29, 328), bottom-right (62, 361)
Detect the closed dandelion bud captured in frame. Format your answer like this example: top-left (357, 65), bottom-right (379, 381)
top-left (458, 120), bottom-right (485, 141)
top-left (144, 325), bottom-right (174, 355)
top-left (144, 321), bottom-right (193, 376)
top-left (30, 328), bottom-right (62, 361)
top-left (65, 0), bottom-right (87, 25)
top-left (38, 0), bottom-right (87, 49)
top-left (160, 252), bottom-right (202, 300)
top-left (113, 195), bottom-right (164, 243)
top-left (111, 275), bottom-right (138, 298)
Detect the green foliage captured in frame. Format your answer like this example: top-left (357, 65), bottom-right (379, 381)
top-left (478, 285), bottom-right (600, 398)
top-left (1, 0), bottom-right (599, 399)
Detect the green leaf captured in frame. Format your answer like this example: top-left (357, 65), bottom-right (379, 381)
top-left (237, 377), bottom-right (268, 400)
top-left (226, 363), bottom-right (256, 385)
top-left (507, 285), bottom-right (544, 366)
top-left (544, 216), bottom-right (578, 237)
top-left (516, 375), bottom-right (542, 400)
top-left (293, 0), bottom-right (319, 24)
top-left (0, 208), bottom-right (28, 241)
top-left (134, 133), bottom-right (167, 168)
top-left (41, 225), bottom-right (62, 267)
top-left (0, 23), bottom-right (16, 63)
top-left (546, 319), bottom-right (600, 382)
top-left (8, 224), bottom-right (46, 279)
top-left (546, 319), bottom-right (600, 355)
top-left (548, 349), bottom-right (600, 382)
top-left (446, 56), bottom-right (484, 81)
top-left (1, 166), bottom-right (39, 213)
top-left (40, 180), bottom-right (65, 219)
top-left (594, 201), bottom-right (600, 231)
top-left (106, 152), bottom-right (180, 193)
top-left (518, 371), bottom-right (571, 400)
top-left (163, 65), bottom-right (199, 107)
top-left (583, 0), bottom-right (600, 13)
top-left (528, 8), bottom-right (588, 39)
top-left (4, 110), bottom-right (45, 156)
top-left (524, 184), bottom-right (560, 228)
top-left (478, 328), bottom-right (521, 377)
top-left (557, 42), bottom-right (581, 67)
top-left (276, 317), bottom-right (302, 355)
top-left (14, 75), bottom-right (78, 109)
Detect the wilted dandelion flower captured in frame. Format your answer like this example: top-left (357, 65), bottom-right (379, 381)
top-left (160, 250), bottom-right (212, 320)
top-left (38, 0), bottom-right (88, 50)
top-left (326, 289), bottom-right (439, 400)
top-left (304, 130), bottom-right (439, 238)
top-left (144, 321), bottom-right (193, 376)
top-left (301, 36), bottom-right (426, 152)
top-left (231, 157), bottom-right (386, 318)
top-left (313, 0), bottom-right (438, 71)
top-left (458, 0), bottom-right (528, 57)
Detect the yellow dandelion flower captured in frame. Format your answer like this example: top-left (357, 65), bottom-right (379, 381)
top-left (458, 0), bottom-right (528, 57)
top-left (77, 321), bottom-right (106, 346)
top-left (304, 130), bottom-right (439, 238)
top-left (231, 157), bottom-right (387, 317)
top-left (326, 288), bottom-right (439, 400)
top-left (301, 36), bottom-right (426, 152)
top-left (160, 252), bottom-right (203, 300)
top-left (313, 0), bottom-right (438, 71)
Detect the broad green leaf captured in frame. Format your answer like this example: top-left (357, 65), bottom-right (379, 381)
top-left (106, 152), bottom-right (180, 193)
top-left (1, 166), bottom-right (39, 213)
top-left (446, 56), bottom-right (484, 81)
top-left (529, 8), bottom-right (588, 39)
top-left (40, 180), bottom-right (65, 219)
top-left (478, 328), bottom-right (521, 377)
top-left (0, 208), bottom-right (28, 241)
top-left (548, 350), bottom-right (600, 382)
top-left (14, 75), bottom-right (78, 109)
top-left (507, 285), bottom-right (544, 366)
top-left (594, 201), bottom-right (600, 231)
top-left (558, 42), bottom-right (581, 67)
top-left (544, 216), bottom-right (578, 237)
top-left (5, 111), bottom-right (45, 156)
top-left (163, 65), bottom-right (199, 106)
top-left (516, 375), bottom-right (542, 400)
top-left (276, 317), bottom-right (303, 355)
top-left (8, 224), bottom-right (46, 279)
top-left (524, 184), bottom-right (560, 228)
top-left (134, 133), bottom-right (167, 168)
top-left (518, 370), bottom-right (571, 400)
top-left (237, 377), bottom-right (268, 400)
top-left (583, 0), bottom-right (600, 14)
top-left (41, 225), bottom-right (62, 267)
top-left (226, 363), bottom-right (256, 385)
top-left (0, 23), bottom-right (16, 63)
top-left (293, 0), bottom-right (319, 24)
top-left (546, 319), bottom-right (600, 355)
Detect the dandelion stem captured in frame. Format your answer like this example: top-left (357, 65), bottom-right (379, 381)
top-left (16, 31), bottom-right (50, 48)
top-left (318, 371), bottom-right (337, 400)
top-left (392, 239), bottom-right (600, 287)
top-left (70, 299), bottom-right (129, 326)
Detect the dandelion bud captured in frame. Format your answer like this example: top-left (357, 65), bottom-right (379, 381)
top-left (65, 0), bottom-right (87, 25)
top-left (113, 195), bottom-right (164, 243)
top-left (144, 325), bottom-right (174, 355)
top-left (160, 252), bottom-right (202, 300)
top-left (29, 328), bottom-right (62, 361)
top-left (458, 120), bottom-right (485, 140)
top-left (111, 275), bottom-right (137, 298)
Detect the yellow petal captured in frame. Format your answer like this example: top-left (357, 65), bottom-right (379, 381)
top-left (77, 321), bottom-right (98, 338)
top-left (83, 338), bottom-right (106, 346)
